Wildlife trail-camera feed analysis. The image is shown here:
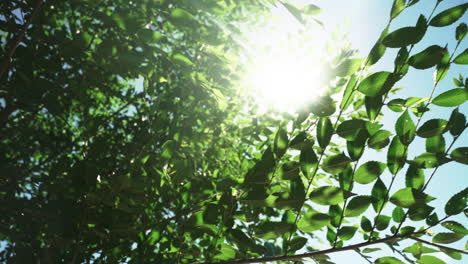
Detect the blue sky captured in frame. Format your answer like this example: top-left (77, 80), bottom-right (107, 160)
top-left (275, 0), bottom-right (468, 263)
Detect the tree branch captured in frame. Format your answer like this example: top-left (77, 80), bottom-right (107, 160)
top-left (409, 236), bottom-right (468, 255)
top-left (198, 233), bottom-right (423, 264)
top-left (0, 0), bottom-right (44, 80)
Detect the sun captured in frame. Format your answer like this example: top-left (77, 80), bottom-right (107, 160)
top-left (240, 4), bottom-right (329, 113)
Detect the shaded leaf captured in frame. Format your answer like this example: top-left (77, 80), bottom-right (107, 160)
top-left (317, 117), bottom-right (333, 149)
top-left (409, 45), bottom-right (446, 69)
top-left (395, 110), bottom-right (416, 145)
top-left (355, 161), bottom-right (386, 184)
top-left (405, 165), bottom-right (425, 190)
top-left (322, 154), bottom-right (351, 174)
top-left (416, 119), bottom-right (448, 138)
top-left (309, 186), bottom-right (345, 205)
top-left (445, 187), bottom-right (468, 215)
top-left (345, 196), bottom-right (372, 217)
top-left (433, 232), bottom-right (464, 244)
top-left (387, 136), bottom-right (407, 174)
top-left (337, 226), bottom-right (357, 240)
top-left (369, 130), bottom-right (392, 150)
top-left (297, 210), bottom-right (330, 232)
top-left (390, 187), bottom-right (434, 208)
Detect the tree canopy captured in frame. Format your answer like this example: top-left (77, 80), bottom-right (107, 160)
top-left (0, 0), bottom-right (467, 263)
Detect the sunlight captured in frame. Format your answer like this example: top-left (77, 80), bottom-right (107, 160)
top-left (241, 4), bottom-right (329, 113)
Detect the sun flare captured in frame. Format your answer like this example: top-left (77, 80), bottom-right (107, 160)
top-left (241, 5), bottom-right (329, 113)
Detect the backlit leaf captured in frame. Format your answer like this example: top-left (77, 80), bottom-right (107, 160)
top-left (355, 161), bottom-right (386, 184)
top-left (429, 3), bottom-right (468, 27)
top-left (309, 186), bottom-right (345, 205)
top-left (432, 88), bottom-right (468, 107)
top-left (358, 71), bottom-right (392, 96)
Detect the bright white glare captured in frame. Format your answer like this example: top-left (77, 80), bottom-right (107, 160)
top-left (240, 4), bottom-right (329, 113)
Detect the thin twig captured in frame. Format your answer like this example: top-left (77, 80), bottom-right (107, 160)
top-left (410, 236), bottom-right (468, 255)
top-left (197, 232), bottom-right (424, 264)
top-left (0, 0), bottom-right (44, 80)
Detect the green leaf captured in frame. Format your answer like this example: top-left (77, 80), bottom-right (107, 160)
top-left (255, 221), bottom-right (294, 239)
top-left (409, 45), bottom-right (446, 69)
top-left (395, 110), bottom-right (416, 145)
top-left (445, 187), bottom-right (468, 215)
top-left (336, 119), bottom-right (366, 141)
top-left (355, 161), bottom-right (386, 184)
top-left (416, 119), bottom-right (448, 138)
top-left (161, 140), bottom-right (175, 159)
top-left (273, 126), bottom-right (288, 158)
top-left (456, 23), bottom-right (467, 41)
top-left (337, 226), bottom-right (357, 240)
top-left (405, 165), bottom-right (425, 190)
top-left (375, 215), bottom-right (391, 230)
top-left (453, 48), bottom-right (468, 64)
top-left (345, 196), bottom-right (372, 217)
top-left (408, 204), bottom-right (434, 221)
top-left (441, 248), bottom-right (462, 260)
top-left (347, 131), bottom-right (367, 160)
top-left (334, 58), bottom-right (363, 77)
top-left (392, 207), bottom-right (405, 223)
top-left (317, 117), bottom-right (333, 148)
top-left (441, 221), bottom-right (468, 235)
top-left (361, 216), bottom-right (373, 232)
top-left (301, 3), bottom-right (322, 15)
top-left (387, 136), bottom-right (407, 174)
top-left (369, 130), bottom-right (392, 150)
top-left (426, 135), bottom-right (445, 153)
top-left (388, 98), bottom-right (406, 112)
top-left (403, 242), bottom-right (437, 259)
top-left (289, 236), bottom-right (308, 251)
top-left (358, 71), bottom-right (392, 96)
top-left (170, 8), bottom-right (195, 27)
top-left (429, 3), bottom-right (468, 27)
top-left (375, 256), bottom-right (405, 264)
top-left (341, 75), bottom-right (357, 111)
top-left (432, 232), bottom-right (464, 244)
top-left (362, 247), bottom-right (381, 253)
top-left (411, 152), bottom-right (451, 168)
top-left (417, 255), bottom-right (446, 264)
top-left (450, 147), bottom-right (468, 164)
top-left (365, 95), bottom-right (383, 120)
top-left (382, 24), bottom-right (426, 48)
top-left (372, 178), bottom-right (388, 212)
top-left (282, 2), bottom-right (304, 24)
top-left (172, 53), bottom-right (194, 66)
top-left (244, 148), bottom-right (275, 184)
top-left (390, 187), bottom-right (434, 208)
top-left (322, 154), bottom-right (351, 174)
top-left (300, 147), bottom-right (318, 177)
top-left (432, 88), bottom-right (468, 107)
top-left (448, 108), bottom-right (466, 136)
top-left (310, 96), bottom-right (336, 117)
top-left (297, 210), bottom-right (330, 232)
top-left (309, 186), bottom-right (345, 205)
top-left (367, 26), bottom-right (390, 66)
top-left (435, 48), bottom-right (450, 82)
top-left (390, 0), bottom-right (406, 20)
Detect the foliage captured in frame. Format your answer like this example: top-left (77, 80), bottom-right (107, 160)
top-left (0, 0), bottom-right (467, 263)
